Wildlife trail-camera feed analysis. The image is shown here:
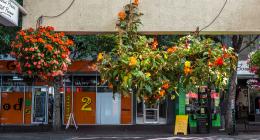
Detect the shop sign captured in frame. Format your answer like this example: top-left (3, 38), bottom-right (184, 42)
top-left (2, 97), bottom-right (23, 111)
top-left (0, 0), bottom-right (19, 26)
top-left (81, 97), bottom-right (92, 111)
top-left (237, 60), bottom-right (255, 75)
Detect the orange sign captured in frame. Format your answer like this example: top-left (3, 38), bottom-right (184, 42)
top-left (121, 95), bottom-right (132, 124)
top-left (0, 92), bottom-right (32, 124)
top-left (64, 92), bottom-right (96, 125)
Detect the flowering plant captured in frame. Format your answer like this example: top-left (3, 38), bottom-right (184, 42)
top-left (98, 1), bottom-right (169, 104)
top-left (97, 1), bottom-right (236, 104)
top-left (248, 46), bottom-right (260, 77)
top-left (11, 26), bottom-right (74, 80)
top-left (164, 36), bottom-right (237, 93)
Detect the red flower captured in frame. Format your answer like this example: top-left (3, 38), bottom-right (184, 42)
top-left (215, 57), bottom-right (224, 66)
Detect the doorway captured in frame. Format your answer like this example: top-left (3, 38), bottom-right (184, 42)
top-left (32, 87), bottom-right (48, 124)
top-left (96, 92), bottom-right (121, 124)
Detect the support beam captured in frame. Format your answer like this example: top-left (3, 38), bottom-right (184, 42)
top-left (23, 0), bottom-right (260, 34)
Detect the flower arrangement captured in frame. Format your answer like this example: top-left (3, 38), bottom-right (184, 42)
top-left (248, 46), bottom-right (260, 77)
top-left (97, 1), bottom-right (236, 104)
top-left (11, 26), bottom-right (74, 80)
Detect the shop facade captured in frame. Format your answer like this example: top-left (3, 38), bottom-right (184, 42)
top-left (62, 74), bottom-right (173, 125)
top-left (0, 61), bottom-right (51, 125)
top-left (0, 60), bottom-right (174, 126)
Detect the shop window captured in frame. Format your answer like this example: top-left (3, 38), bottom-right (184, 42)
top-left (136, 99), bottom-right (167, 124)
top-left (73, 76), bottom-right (96, 87)
top-left (1, 76), bottom-right (25, 92)
top-left (97, 76), bottom-right (112, 92)
top-left (74, 87), bottom-right (96, 93)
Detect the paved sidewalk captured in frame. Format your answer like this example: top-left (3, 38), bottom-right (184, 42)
top-left (1, 131), bottom-right (260, 140)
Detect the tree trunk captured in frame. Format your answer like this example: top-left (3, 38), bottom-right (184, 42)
top-left (53, 85), bottom-right (62, 131)
top-left (225, 70), bottom-right (237, 134)
top-left (224, 35), bottom-right (242, 134)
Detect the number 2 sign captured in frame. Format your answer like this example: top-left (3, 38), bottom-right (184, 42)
top-left (81, 97), bottom-right (92, 111)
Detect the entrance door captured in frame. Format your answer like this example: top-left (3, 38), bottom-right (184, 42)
top-left (32, 87), bottom-right (48, 124)
top-left (96, 92), bottom-right (121, 124)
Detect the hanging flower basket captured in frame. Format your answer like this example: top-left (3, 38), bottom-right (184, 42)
top-left (248, 48), bottom-right (260, 77)
top-left (10, 26), bottom-right (74, 80)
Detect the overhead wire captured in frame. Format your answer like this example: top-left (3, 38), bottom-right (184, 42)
top-left (195, 0), bottom-right (228, 35)
top-left (36, 0), bottom-right (76, 28)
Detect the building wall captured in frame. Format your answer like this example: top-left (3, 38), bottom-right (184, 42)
top-left (23, 0), bottom-right (260, 34)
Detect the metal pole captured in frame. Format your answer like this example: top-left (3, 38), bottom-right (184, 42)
top-left (23, 84), bottom-right (25, 124)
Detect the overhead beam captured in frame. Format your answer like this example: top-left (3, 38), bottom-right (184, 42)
top-left (22, 0), bottom-right (260, 35)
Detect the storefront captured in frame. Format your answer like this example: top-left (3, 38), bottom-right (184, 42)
top-left (0, 60), bottom-right (173, 126)
top-left (62, 61), bottom-right (172, 126)
top-left (62, 74), bottom-right (171, 125)
top-left (0, 60), bottom-right (53, 126)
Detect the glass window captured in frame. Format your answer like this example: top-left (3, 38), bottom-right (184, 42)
top-left (136, 99), bottom-right (167, 124)
top-left (73, 76), bottom-right (96, 87)
top-left (74, 87), bottom-right (96, 93)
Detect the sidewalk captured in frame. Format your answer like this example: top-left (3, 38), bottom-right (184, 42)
top-left (0, 124), bottom-right (259, 140)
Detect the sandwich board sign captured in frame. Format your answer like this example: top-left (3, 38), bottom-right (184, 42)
top-left (174, 115), bottom-right (189, 135)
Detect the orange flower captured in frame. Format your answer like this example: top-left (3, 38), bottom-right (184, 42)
top-left (61, 53), bottom-right (67, 59)
top-left (118, 10), bottom-right (126, 20)
top-left (143, 96), bottom-right (148, 101)
top-left (18, 30), bottom-right (26, 36)
top-left (60, 32), bottom-right (65, 37)
top-left (208, 61), bottom-right (213, 67)
top-left (28, 28), bottom-right (34, 32)
top-left (66, 39), bottom-right (74, 46)
top-left (108, 83), bottom-right (113, 89)
top-left (37, 38), bottom-right (45, 44)
top-left (45, 44), bottom-right (53, 52)
top-left (129, 56), bottom-right (137, 66)
top-left (133, 0), bottom-right (139, 5)
top-left (162, 83), bottom-right (169, 90)
top-left (159, 89), bottom-right (166, 97)
top-left (167, 46), bottom-right (178, 54)
top-left (223, 53), bottom-right (229, 59)
top-left (30, 38), bottom-right (37, 43)
top-left (151, 39), bottom-right (158, 50)
top-left (184, 67), bottom-right (192, 75)
top-left (46, 26), bottom-right (54, 31)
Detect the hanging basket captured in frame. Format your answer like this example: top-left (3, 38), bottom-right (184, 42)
top-left (10, 26), bottom-right (74, 81)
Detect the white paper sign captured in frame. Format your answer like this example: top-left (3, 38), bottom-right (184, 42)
top-left (0, 0), bottom-right (19, 26)
top-left (237, 60), bottom-right (254, 75)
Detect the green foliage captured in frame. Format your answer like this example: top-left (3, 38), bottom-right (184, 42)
top-left (97, 1), bottom-right (237, 105)
top-left (248, 44), bottom-right (260, 76)
top-left (72, 35), bottom-right (117, 60)
top-left (0, 0), bottom-right (23, 54)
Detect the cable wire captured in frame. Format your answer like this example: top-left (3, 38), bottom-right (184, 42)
top-left (199, 0), bottom-right (228, 32)
top-left (36, 0), bottom-right (76, 28)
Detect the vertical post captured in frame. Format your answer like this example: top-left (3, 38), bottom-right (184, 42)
top-left (177, 82), bottom-right (186, 115)
top-left (53, 78), bottom-right (61, 131)
top-left (23, 84), bottom-right (25, 124)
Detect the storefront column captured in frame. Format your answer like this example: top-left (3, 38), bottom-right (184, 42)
top-left (177, 84), bottom-right (186, 115)
top-left (53, 90), bottom-right (62, 130)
